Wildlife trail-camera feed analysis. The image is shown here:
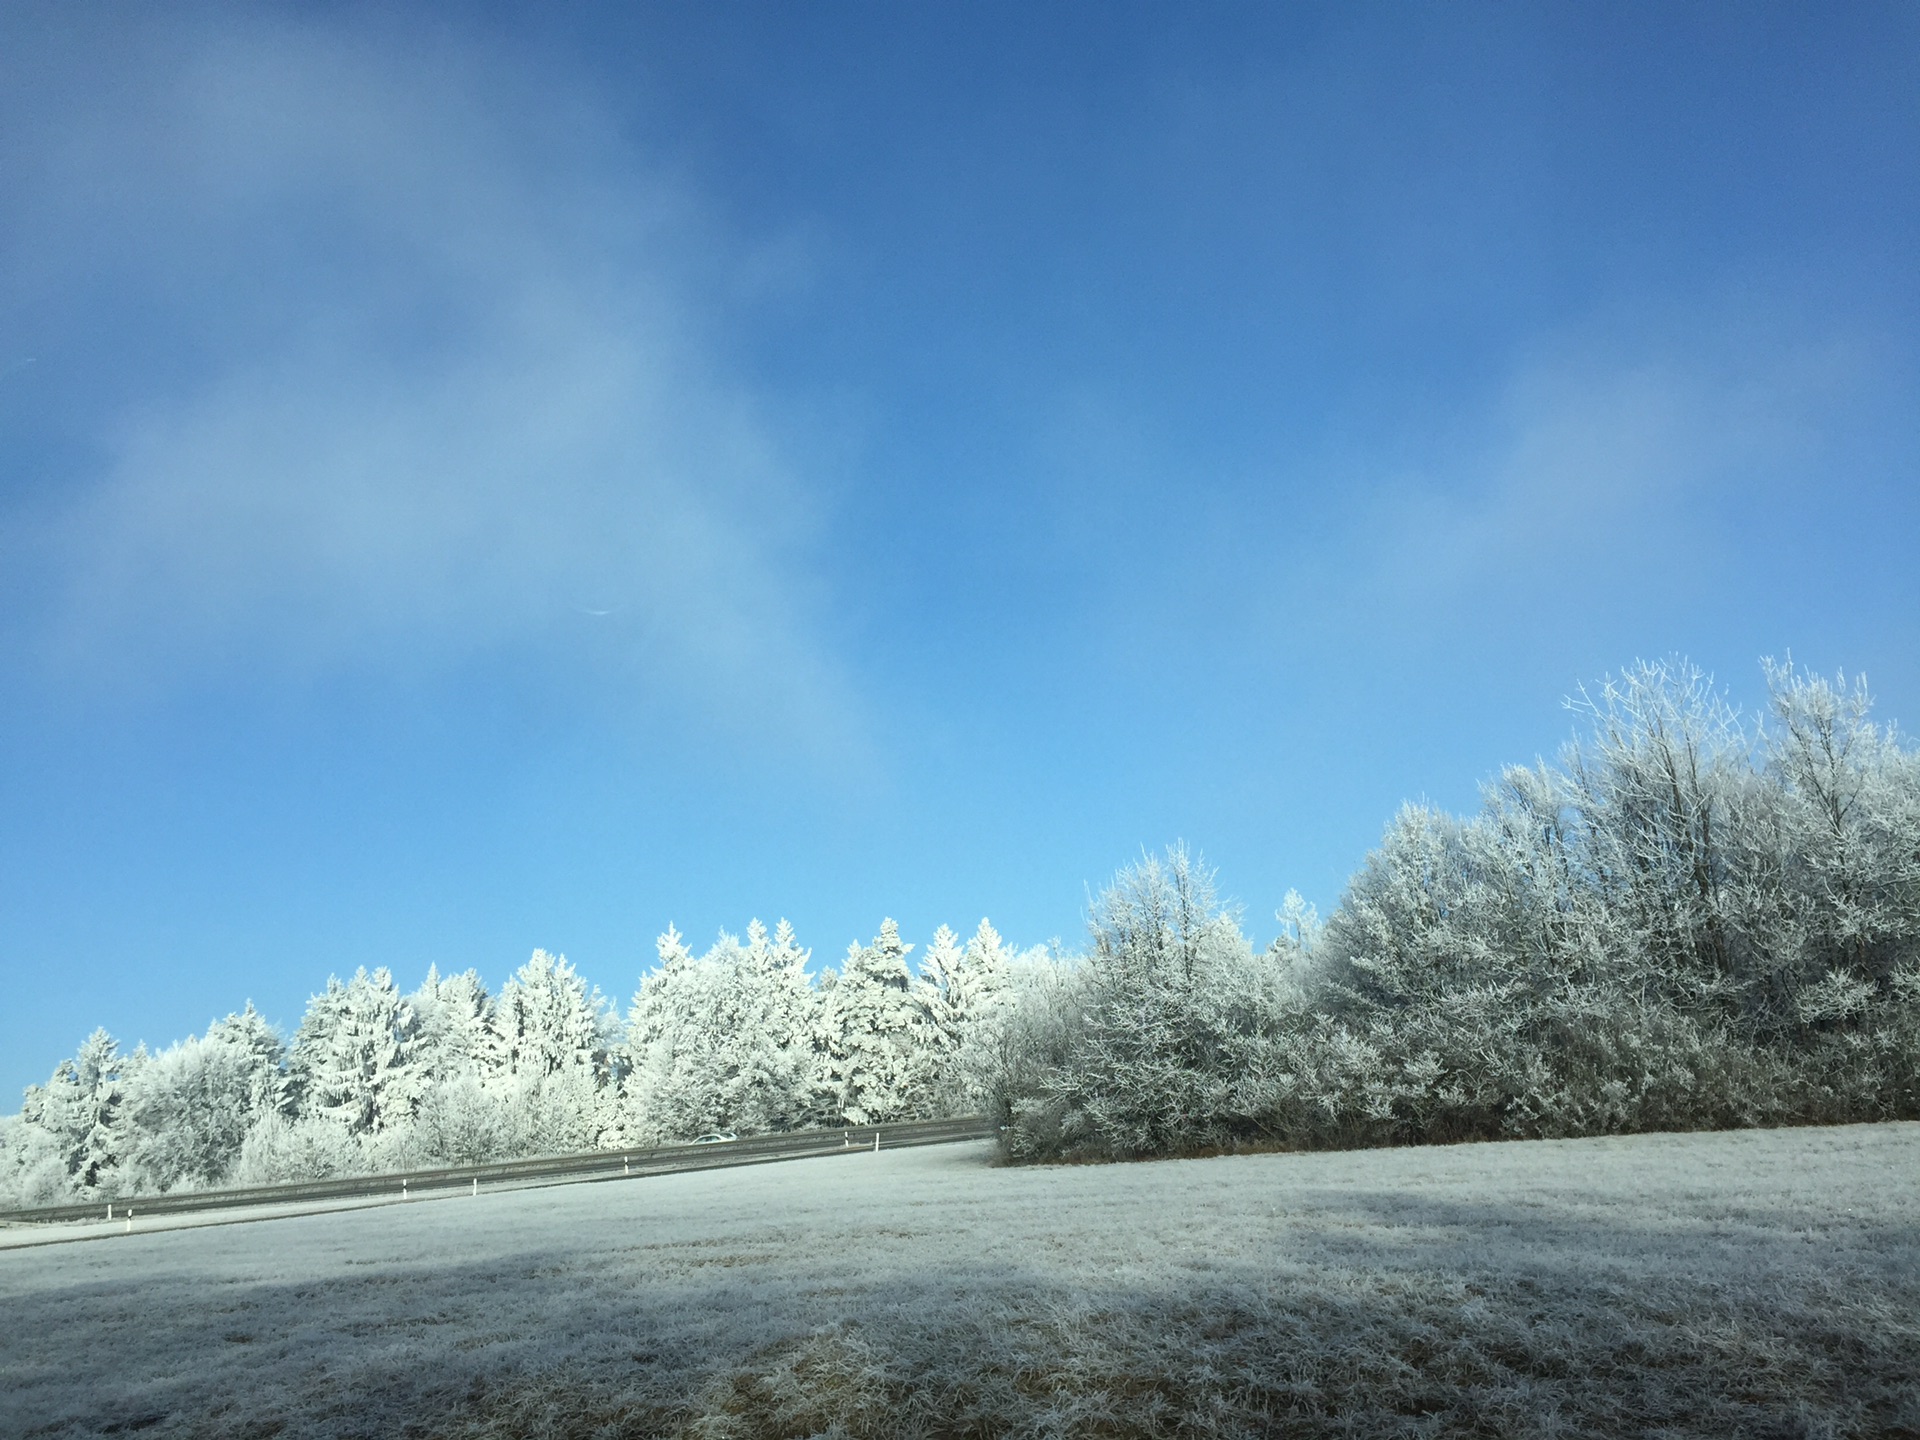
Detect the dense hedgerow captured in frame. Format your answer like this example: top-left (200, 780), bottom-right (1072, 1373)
top-left (996, 658), bottom-right (1920, 1160)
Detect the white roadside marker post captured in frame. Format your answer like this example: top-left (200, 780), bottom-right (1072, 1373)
top-left (874, 1131), bottom-right (880, 1153)
top-left (471, 1177), bottom-right (477, 1198)
top-left (105, 1203), bottom-right (112, 1220)
top-left (125, 1209), bottom-right (132, 1234)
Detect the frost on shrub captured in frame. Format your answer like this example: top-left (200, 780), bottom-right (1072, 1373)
top-left (233, 1112), bottom-right (364, 1185)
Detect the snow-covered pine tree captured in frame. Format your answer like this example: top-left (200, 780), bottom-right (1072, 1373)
top-left (953, 918), bottom-right (1018, 1110)
top-left (806, 957), bottom-right (844, 1124)
top-left (906, 919), bottom-right (1020, 1116)
top-left (629, 919), bottom-right (823, 1139)
top-left (410, 966), bottom-right (503, 1082)
top-left (208, 1002), bottom-right (290, 1116)
top-left (495, 950), bottom-right (619, 1152)
top-left (738, 918), bottom-right (824, 1131)
top-left (288, 968), bottom-right (419, 1135)
top-left (496, 950), bottom-right (615, 1080)
top-left (908, 924), bottom-right (966, 1115)
top-left (31, 1029), bottom-right (136, 1193)
top-left (824, 919), bottom-right (923, 1125)
top-left (625, 926), bottom-right (737, 1141)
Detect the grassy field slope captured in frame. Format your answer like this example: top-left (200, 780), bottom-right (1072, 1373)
top-left (4, 1123), bottom-right (1917, 1438)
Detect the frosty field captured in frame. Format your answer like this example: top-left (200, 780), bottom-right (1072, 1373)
top-left (4, 1124), bottom-right (1917, 1439)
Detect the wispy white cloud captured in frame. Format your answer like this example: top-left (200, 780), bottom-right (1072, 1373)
top-left (1345, 315), bottom-right (1873, 615)
top-left (1, 8), bottom-right (859, 759)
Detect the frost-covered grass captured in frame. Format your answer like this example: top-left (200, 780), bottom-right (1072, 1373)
top-left (4, 1123), bottom-right (1917, 1438)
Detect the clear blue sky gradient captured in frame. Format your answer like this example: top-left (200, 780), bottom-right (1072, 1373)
top-left (3, 2), bottom-right (1916, 1101)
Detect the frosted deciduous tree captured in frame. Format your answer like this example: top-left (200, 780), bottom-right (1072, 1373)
top-left (0, 1113), bottom-right (69, 1207)
top-left (1016, 846), bottom-right (1270, 1158)
top-left (414, 1072), bottom-right (509, 1164)
top-left (233, 1111), bottom-right (364, 1185)
top-left (1312, 803), bottom-right (1510, 1017)
top-left (1559, 659), bottom-right (1755, 1010)
top-left (1762, 660), bottom-right (1920, 1014)
top-left (123, 1006), bottom-right (287, 1192)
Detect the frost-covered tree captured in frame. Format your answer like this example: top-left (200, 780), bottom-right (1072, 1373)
top-left (210, 1003), bottom-right (291, 1114)
top-left (413, 1072), bottom-right (509, 1165)
top-left (410, 966), bottom-right (503, 1082)
top-left (498, 1063), bottom-right (612, 1156)
top-left (1312, 803), bottom-right (1512, 1017)
top-left (625, 921), bottom-right (820, 1141)
top-left (1012, 846), bottom-right (1275, 1158)
top-left (823, 919), bottom-right (922, 1125)
top-left (29, 1029), bottom-right (139, 1193)
top-left (1761, 660), bottom-right (1920, 1011)
top-left (625, 925), bottom-right (737, 1141)
top-left (289, 968), bottom-right (419, 1135)
top-left (1556, 659), bottom-right (1757, 1011)
top-left (735, 919), bottom-right (826, 1130)
top-left (0, 1112), bottom-right (70, 1208)
top-left (232, 1111), bottom-right (364, 1185)
top-left (493, 951), bottom-right (620, 1152)
top-left (122, 1006), bottom-right (287, 1193)
top-left (496, 950), bottom-right (615, 1080)
top-left (911, 919), bottom-right (1016, 1115)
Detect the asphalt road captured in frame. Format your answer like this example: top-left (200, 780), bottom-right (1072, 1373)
top-left (0, 1115), bottom-right (996, 1230)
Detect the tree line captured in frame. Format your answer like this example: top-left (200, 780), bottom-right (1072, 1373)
top-left (5, 656), bottom-right (1917, 1201)
top-left (0, 919), bottom-right (1040, 1205)
top-left (996, 659), bottom-right (1920, 1158)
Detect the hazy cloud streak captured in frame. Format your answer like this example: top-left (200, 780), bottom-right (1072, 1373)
top-left (0, 8), bottom-right (857, 756)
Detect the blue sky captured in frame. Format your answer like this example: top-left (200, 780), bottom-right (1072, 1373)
top-left (3, 2), bottom-right (1916, 1101)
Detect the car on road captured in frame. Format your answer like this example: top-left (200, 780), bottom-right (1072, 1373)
top-left (691, 1131), bottom-right (738, 1144)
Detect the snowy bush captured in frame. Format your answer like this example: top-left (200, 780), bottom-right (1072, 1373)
top-left (232, 1111), bottom-right (365, 1185)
